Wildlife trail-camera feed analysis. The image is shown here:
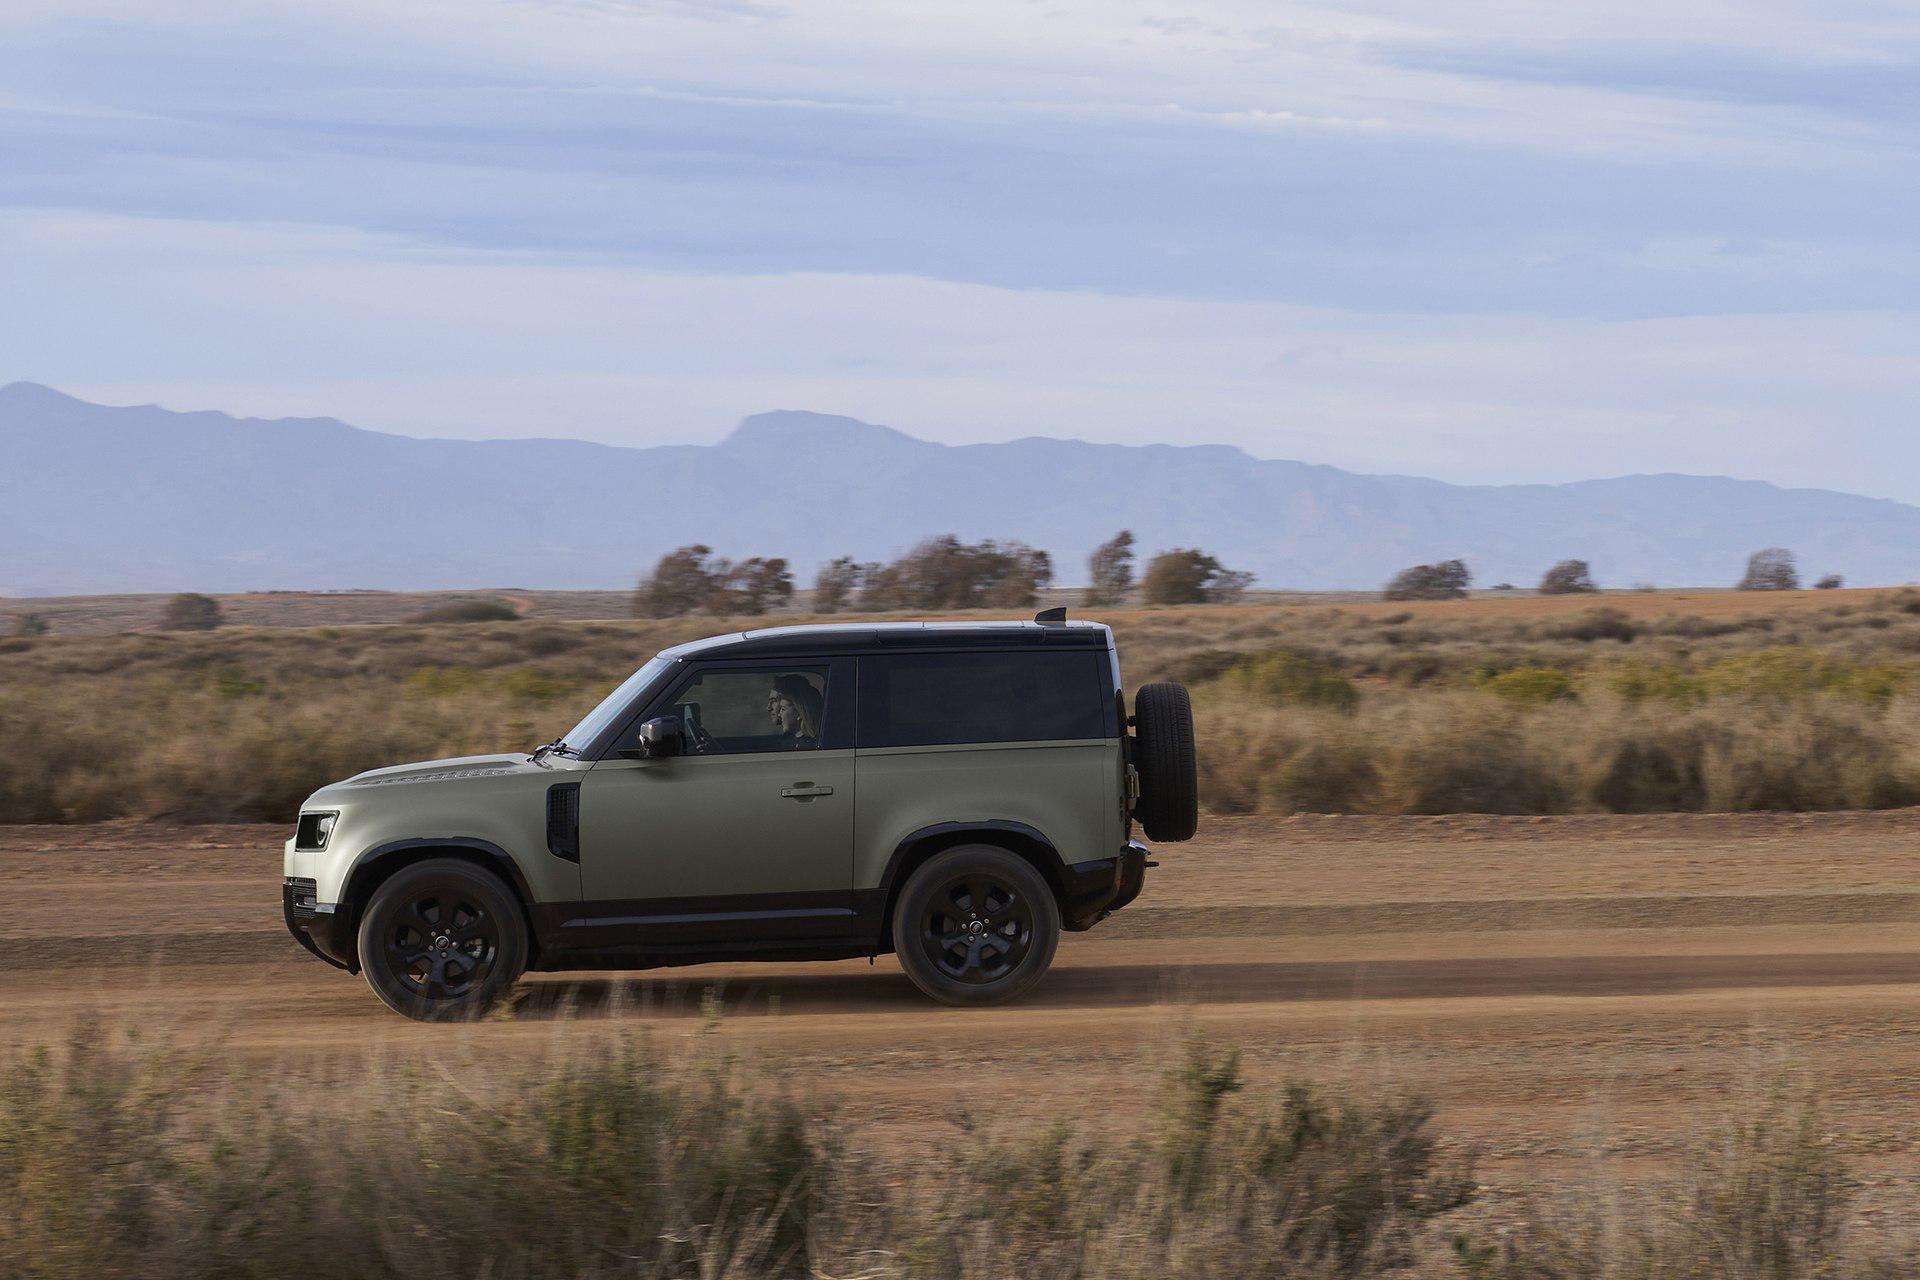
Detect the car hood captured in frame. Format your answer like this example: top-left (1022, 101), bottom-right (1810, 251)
top-left (338, 752), bottom-right (552, 789)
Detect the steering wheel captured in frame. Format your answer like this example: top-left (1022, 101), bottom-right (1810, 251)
top-left (681, 711), bottom-right (718, 755)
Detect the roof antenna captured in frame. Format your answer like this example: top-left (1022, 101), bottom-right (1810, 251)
top-left (1033, 606), bottom-right (1067, 625)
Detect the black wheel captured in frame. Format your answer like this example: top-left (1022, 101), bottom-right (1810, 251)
top-left (1132, 681), bottom-right (1198, 842)
top-left (357, 859), bottom-right (527, 1022)
top-left (893, 846), bottom-right (1059, 1006)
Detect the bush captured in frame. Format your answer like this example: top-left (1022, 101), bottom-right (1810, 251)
top-left (857, 536), bottom-right (1052, 610)
top-left (636, 547), bottom-right (794, 616)
top-left (810, 557), bottom-right (870, 613)
top-left (1141, 548), bottom-right (1252, 606)
top-left (1738, 547), bottom-right (1801, 591)
top-left (1084, 529), bottom-right (1136, 606)
top-left (1477, 666), bottom-right (1578, 706)
top-left (157, 592), bottom-right (221, 631)
top-left (1538, 559), bottom-right (1598, 595)
top-left (410, 599), bottom-right (520, 623)
top-left (1383, 560), bottom-right (1469, 601)
top-left (11, 613), bottom-right (48, 638)
top-left (635, 544), bottom-right (722, 617)
top-left (1216, 650), bottom-right (1360, 711)
top-left (1545, 606), bottom-right (1638, 643)
top-left (1815, 574), bottom-right (1844, 590)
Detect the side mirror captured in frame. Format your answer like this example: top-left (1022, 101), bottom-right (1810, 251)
top-left (625, 715), bottom-right (683, 759)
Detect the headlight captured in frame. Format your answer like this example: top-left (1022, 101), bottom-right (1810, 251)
top-left (296, 811), bottom-right (338, 851)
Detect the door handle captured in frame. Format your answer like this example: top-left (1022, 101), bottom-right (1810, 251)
top-left (780, 783), bottom-right (835, 800)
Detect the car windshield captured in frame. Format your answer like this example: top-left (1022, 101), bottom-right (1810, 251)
top-left (556, 656), bottom-right (673, 752)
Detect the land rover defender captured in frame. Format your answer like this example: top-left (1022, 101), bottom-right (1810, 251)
top-left (283, 611), bottom-right (1198, 1019)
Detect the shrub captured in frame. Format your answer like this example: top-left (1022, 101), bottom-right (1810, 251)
top-left (411, 598), bottom-right (520, 623)
top-left (1591, 732), bottom-right (1710, 812)
top-left (11, 613), bottom-right (48, 637)
top-left (635, 544), bottom-right (723, 617)
top-left (810, 557), bottom-right (870, 613)
top-left (858, 536), bottom-right (1052, 610)
top-left (1477, 666), bottom-right (1578, 706)
top-left (1084, 529), bottom-right (1136, 606)
top-left (1545, 605), bottom-right (1638, 643)
top-left (1383, 560), bottom-right (1469, 601)
top-left (157, 592), bottom-right (221, 631)
top-left (1538, 559), bottom-right (1598, 595)
top-left (1141, 548), bottom-right (1252, 606)
top-left (715, 556), bottom-right (794, 615)
top-left (1216, 650), bottom-right (1360, 711)
top-left (1738, 547), bottom-right (1801, 591)
top-left (1375, 706), bottom-right (1571, 814)
top-left (1814, 573), bottom-right (1844, 590)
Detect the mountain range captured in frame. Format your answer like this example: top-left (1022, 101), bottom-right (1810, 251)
top-left (1, 381), bottom-right (1913, 595)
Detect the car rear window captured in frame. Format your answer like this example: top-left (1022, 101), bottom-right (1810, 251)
top-left (858, 651), bottom-right (1107, 748)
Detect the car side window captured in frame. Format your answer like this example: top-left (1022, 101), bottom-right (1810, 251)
top-left (858, 651), bottom-right (1106, 748)
top-left (646, 665), bottom-right (834, 756)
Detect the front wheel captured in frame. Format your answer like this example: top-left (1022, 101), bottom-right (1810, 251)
top-left (893, 846), bottom-right (1060, 1006)
top-left (357, 859), bottom-right (527, 1021)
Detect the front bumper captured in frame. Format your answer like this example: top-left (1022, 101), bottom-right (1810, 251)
top-left (283, 877), bottom-right (356, 971)
top-left (1062, 840), bottom-right (1150, 931)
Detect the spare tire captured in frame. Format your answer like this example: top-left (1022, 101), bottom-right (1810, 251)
top-left (1132, 681), bottom-right (1198, 841)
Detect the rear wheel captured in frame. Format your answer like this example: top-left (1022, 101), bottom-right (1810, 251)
top-left (893, 846), bottom-right (1060, 1006)
top-left (357, 859), bottom-right (527, 1021)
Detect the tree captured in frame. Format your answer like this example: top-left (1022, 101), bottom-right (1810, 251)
top-left (715, 557), bottom-right (794, 616)
top-left (811, 557), bottom-right (870, 613)
top-left (635, 544), bottom-right (723, 617)
top-left (1538, 560), bottom-right (1598, 595)
top-left (1140, 548), bottom-right (1252, 606)
top-left (158, 592), bottom-right (222, 631)
top-left (856, 537), bottom-right (1053, 611)
top-left (1084, 530), bottom-right (1136, 607)
top-left (1737, 547), bottom-right (1799, 592)
top-left (1383, 560), bottom-right (1470, 602)
top-left (1207, 568), bottom-right (1254, 603)
top-left (12, 612), bottom-right (48, 637)
top-left (1814, 574), bottom-right (1844, 591)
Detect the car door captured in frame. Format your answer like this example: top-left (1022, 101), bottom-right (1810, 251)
top-left (575, 658), bottom-right (855, 947)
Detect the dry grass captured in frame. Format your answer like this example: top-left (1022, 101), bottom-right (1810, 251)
top-left (4, 593), bottom-right (1920, 822)
top-left (0, 1022), bottom-right (1903, 1280)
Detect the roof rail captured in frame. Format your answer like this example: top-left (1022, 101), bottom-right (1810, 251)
top-left (1033, 606), bottom-right (1068, 625)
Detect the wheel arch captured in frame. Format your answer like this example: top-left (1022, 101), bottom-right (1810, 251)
top-left (875, 821), bottom-right (1067, 948)
top-left (339, 838), bottom-right (543, 970)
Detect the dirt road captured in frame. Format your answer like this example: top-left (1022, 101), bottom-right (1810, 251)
top-left (9, 810), bottom-right (1920, 1200)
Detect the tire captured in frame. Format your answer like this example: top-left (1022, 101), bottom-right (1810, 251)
top-left (357, 858), bottom-right (528, 1022)
top-left (893, 846), bottom-right (1060, 1006)
top-left (1132, 681), bottom-right (1198, 842)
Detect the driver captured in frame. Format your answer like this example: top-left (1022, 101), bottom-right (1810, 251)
top-left (767, 674), bottom-right (823, 749)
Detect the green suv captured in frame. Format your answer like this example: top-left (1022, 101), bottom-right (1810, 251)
top-left (283, 611), bottom-right (1197, 1020)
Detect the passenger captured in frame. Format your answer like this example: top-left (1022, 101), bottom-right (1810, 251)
top-left (767, 675), bottom-right (823, 749)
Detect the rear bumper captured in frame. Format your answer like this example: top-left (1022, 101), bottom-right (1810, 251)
top-left (283, 877), bottom-right (356, 971)
top-left (1062, 840), bottom-right (1150, 931)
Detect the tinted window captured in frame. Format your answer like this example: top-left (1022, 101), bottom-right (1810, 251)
top-left (860, 652), bottom-right (1106, 748)
top-left (640, 665), bottom-right (833, 755)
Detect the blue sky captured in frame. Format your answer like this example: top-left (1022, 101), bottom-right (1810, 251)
top-left (1, 1), bottom-right (1916, 500)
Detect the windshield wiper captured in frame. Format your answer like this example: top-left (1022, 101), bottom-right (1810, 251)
top-left (531, 739), bottom-right (572, 763)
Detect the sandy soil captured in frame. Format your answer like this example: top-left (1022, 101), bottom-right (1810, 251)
top-left (8, 811), bottom-right (1920, 1205)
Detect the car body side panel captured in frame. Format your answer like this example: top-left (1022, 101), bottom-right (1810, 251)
top-left (852, 739), bottom-right (1120, 891)
top-left (291, 759), bottom-right (588, 905)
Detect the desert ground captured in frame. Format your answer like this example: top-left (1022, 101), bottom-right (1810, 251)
top-left (10, 810), bottom-right (1920, 1211)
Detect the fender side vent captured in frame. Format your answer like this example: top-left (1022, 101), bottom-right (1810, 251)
top-left (546, 782), bottom-right (581, 863)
